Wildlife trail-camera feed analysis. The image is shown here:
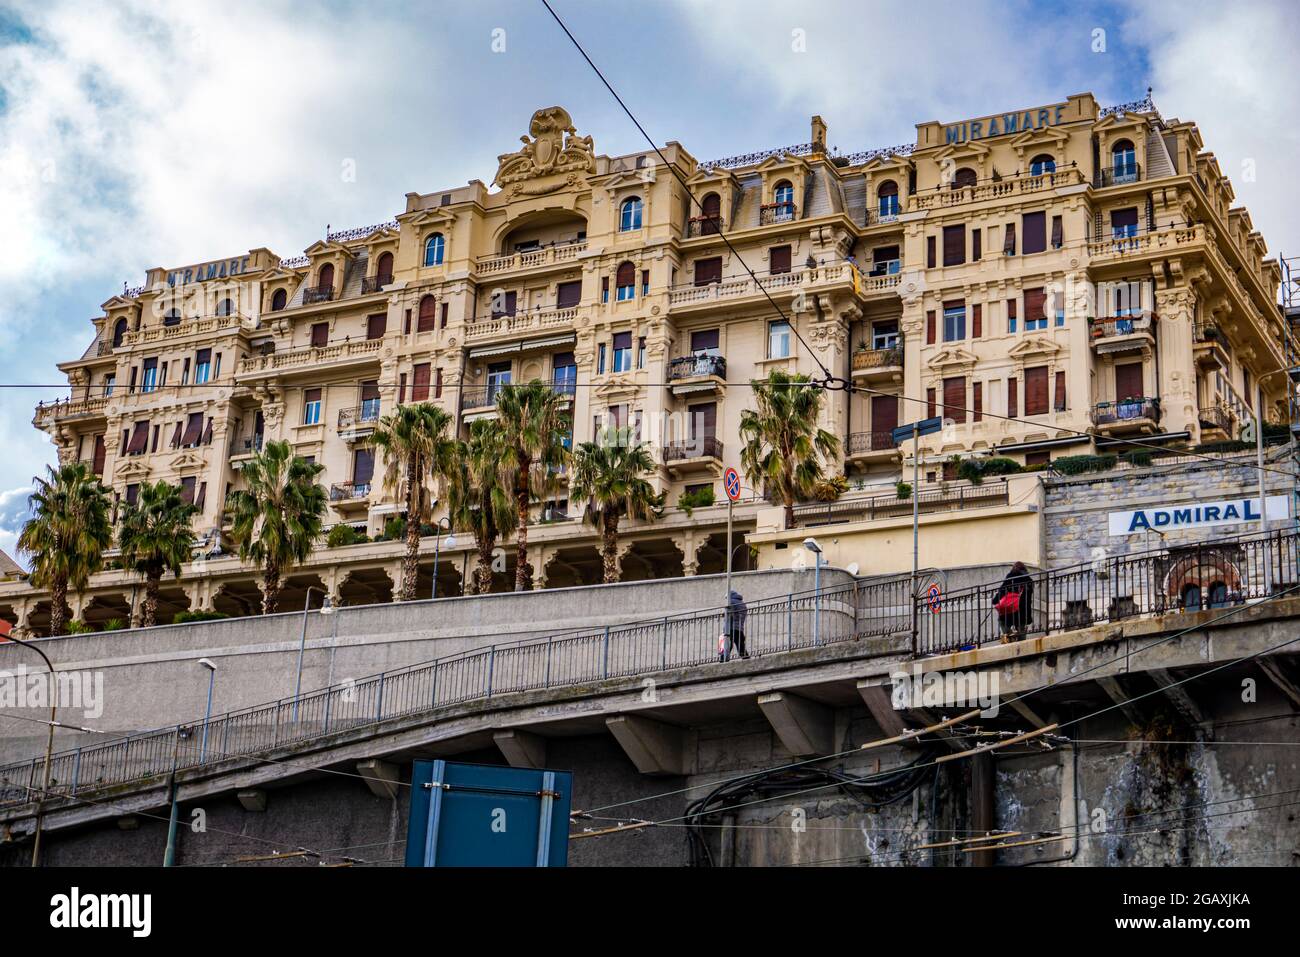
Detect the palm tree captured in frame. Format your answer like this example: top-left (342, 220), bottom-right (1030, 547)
top-left (17, 462), bottom-right (112, 636)
top-left (225, 440), bottom-right (327, 614)
top-left (495, 381), bottom-right (570, 591)
top-left (371, 402), bottom-right (457, 601)
top-left (739, 369), bottom-right (841, 529)
top-left (445, 419), bottom-right (516, 594)
top-left (117, 480), bottom-right (199, 627)
top-left (569, 428), bottom-right (664, 584)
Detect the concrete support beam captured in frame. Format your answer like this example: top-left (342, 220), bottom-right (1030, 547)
top-left (857, 681), bottom-right (910, 740)
top-left (757, 691), bottom-right (835, 756)
top-left (1003, 696), bottom-right (1049, 729)
top-left (356, 759), bottom-right (400, 799)
top-left (969, 753), bottom-right (996, 867)
top-left (605, 715), bottom-right (694, 776)
top-left (1258, 657), bottom-right (1300, 710)
top-left (493, 729), bottom-right (547, 769)
top-left (236, 789), bottom-right (267, 812)
top-left (1150, 669), bottom-right (1211, 737)
top-left (1096, 676), bottom-right (1147, 728)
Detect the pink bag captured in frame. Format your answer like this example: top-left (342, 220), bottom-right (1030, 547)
top-left (995, 592), bottom-right (1021, 616)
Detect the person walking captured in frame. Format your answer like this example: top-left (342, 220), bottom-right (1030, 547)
top-left (992, 561), bottom-right (1034, 641)
top-left (723, 589), bottom-right (749, 660)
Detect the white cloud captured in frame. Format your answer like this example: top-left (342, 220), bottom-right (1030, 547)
top-left (0, 484), bottom-right (34, 568)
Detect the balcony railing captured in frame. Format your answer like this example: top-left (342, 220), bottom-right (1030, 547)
top-left (360, 275), bottom-right (390, 295)
top-left (461, 384), bottom-right (504, 410)
top-left (794, 481), bottom-right (1009, 527)
top-left (1198, 405), bottom-right (1234, 434)
top-left (1090, 397), bottom-right (1161, 426)
top-left (236, 337), bottom-right (382, 376)
top-left (685, 215), bottom-right (725, 238)
top-left (330, 481), bottom-right (371, 502)
top-left (33, 396), bottom-right (109, 425)
top-left (229, 434), bottom-right (263, 458)
top-left (1087, 223), bottom-right (1203, 261)
top-left (863, 207), bottom-right (901, 227)
top-left (1088, 314), bottom-right (1153, 341)
top-left (338, 401), bottom-right (381, 433)
top-left (758, 203), bottom-right (796, 226)
top-left (663, 436), bottom-right (723, 462)
top-left (667, 353), bottom-right (727, 381)
top-left (1193, 321), bottom-right (1225, 344)
top-left (475, 239), bottom-right (588, 276)
top-left (912, 166), bottom-right (1085, 211)
top-left (852, 346), bottom-right (903, 372)
top-left (464, 306), bottom-right (579, 343)
top-left (1094, 163), bottom-right (1142, 188)
top-left (846, 429), bottom-right (898, 455)
top-left (667, 262), bottom-right (894, 309)
top-left (867, 259), bottom-right (901, 277)
top-left (303, 284), bottom-right (334, 305)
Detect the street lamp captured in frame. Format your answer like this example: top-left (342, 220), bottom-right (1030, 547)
top-left (197, 658), bottom-right (217, 763)
top-left (431, 516), bottom-right (456, 599)
top-left (3, 631), bottom-right (56, 867)
top-left (293, 586), bottom-right (333, 721)
top-left (804, 537), bottom-right (824, 646)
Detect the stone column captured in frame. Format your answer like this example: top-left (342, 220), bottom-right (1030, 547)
top-left (1154, 279), bottom-right (1198, 439)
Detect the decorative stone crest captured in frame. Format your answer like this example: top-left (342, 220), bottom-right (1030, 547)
top-left (493, 107), bottom-right (597, 188)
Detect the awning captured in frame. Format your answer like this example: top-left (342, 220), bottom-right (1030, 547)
top-left (467, 334), bottom-right (575, 360)
top-left (467, 343), bottom-right (521, 359)
top-left (992, 434), bottom-right (1090, 454)
top-left (1094, 431), bottom-right (1190, 449)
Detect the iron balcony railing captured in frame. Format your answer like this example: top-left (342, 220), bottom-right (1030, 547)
top-left (759, 202), bottom-right (796, 226)
top-left (1198, 404), bottom-right (1234, 433)
top-left (867, 258), bottom-right (901, 276)
top-left (686, 215), bottom-right (725, 238)
top-left (1193, 321), bottom-right (1225, 344)
top-left (360, 275), bottom-right (390, 295)
top-left (915, 525), bottom-right (1300, 657)
top-left (864, 207), bottom-right (901, 227)
top-left (303, 284), bottom-right (334, 305)
top-left (1088, 315), bottom-right (1153, 340)
top-left (1094, 162), bottom-right (1141, 188)
top-left (663, 436), bottom-right (723, 463)
top-left (337, 402), bottom-right (381, 433)
top-left (1091, 397), bottom-right (1161, 426)
top-left (667, 353), bottom-right (727, 381)
top-left (852, 346), bottom-right (903, 372)
top-left (461, 384), bottom-right (504, 410)
top-left (330, 481), bottom-right (371, 502)
top-left (229, 434), bottom-right (263, 457)
top-left (846, 429), bottom-right (898, 455)
top-left (794, 481), bottom-right (1009, 527)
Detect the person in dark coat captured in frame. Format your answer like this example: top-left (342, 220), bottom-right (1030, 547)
top-left (992, 561), bottom-right (1033, 639)
top-left (723, 590), bottom-right (749, 660)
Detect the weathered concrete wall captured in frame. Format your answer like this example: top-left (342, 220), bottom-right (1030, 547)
top-left (1043, 450), bottom-right (1293, 569)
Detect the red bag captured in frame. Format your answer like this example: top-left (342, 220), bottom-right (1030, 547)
top-left (995, 592), bottom-right (1021, 616)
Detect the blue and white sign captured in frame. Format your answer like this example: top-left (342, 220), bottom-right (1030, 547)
top-left (1108, 495), bottom-right (1290, 536)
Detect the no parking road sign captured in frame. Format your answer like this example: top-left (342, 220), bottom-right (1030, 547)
top-left (724, 467), bottom-right (742, 502)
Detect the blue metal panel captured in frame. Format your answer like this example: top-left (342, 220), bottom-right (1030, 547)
top-left (405, 760), bottom-right (573, 867)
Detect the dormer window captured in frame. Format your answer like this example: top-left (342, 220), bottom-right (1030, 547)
top-left (424, 233), bottom-right (445, 266)
top-left (951, 167), bottom-right (977, 190)
top-left (1029, 154), bottom-right (1056, 176)
top-left (112, 317), bottom-right (128, 346)
top-left (162, 309), bottom-right (181, 328)
top-left (772, 181), bottom-right (795, 221)
top-left (216, 298), bottom-right (234, 317)
top-left (375, 251), bottom-right (394, 285)
top-left (877, 180), bottom-right (900, 220)
top-left (1111, 140), bottom-right (1138, 183)
top-left (619, 197), bottom-right (643, 232)
top-left (270, 288), bottom-right (287, 311)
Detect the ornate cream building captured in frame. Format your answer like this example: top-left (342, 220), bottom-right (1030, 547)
top-left (5, 93), bottom-right (1289, 633)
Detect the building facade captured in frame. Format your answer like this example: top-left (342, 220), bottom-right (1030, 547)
top-left (5, 92), bottom-right (1289, 633)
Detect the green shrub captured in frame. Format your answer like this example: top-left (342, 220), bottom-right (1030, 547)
top-left (1052, 454), bottom-right (1118, 476)
top-left (381, 516), bottom-right (406, 541)
top-left (812, 475), bottom-right (850, 502)
top-left (1121, 450), bottom-right (1153, 467)
top-left (677, 485), bottom-right (716, 517)
top-left (102, 618), bottom-right (128, 631)
top-left (1193, 439), bottom-right (1253, 454)
top-left (64, 619), bottom-right (94, 634)
top-left (327, 524), bottom-right (360, 548)
top-left (956, 456), bottom-right (1022, 485)
top-left (895, 481), bottom-right (913, 499)
top-left (173, 610), bottom-right (230, 624)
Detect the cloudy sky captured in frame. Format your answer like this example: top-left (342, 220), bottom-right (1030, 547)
top-left (0, 0), bottom-right (1296, 561)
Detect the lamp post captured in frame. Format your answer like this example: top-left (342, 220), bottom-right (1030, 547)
top-left (803, 537), bottom-right (823, 646)
top-left (197, 658), bottom-right (217, 762)
top-left (431, 517), bottom-right (456, 599)
top-left (293, 586), bottom-right (333, 721)
top-left (4, 632), bottom-right (56, 867)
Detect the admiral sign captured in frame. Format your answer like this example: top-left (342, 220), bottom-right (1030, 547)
top-left (1108, 495), bottom-right (1289, 536)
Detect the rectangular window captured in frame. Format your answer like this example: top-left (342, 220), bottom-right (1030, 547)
top-left (1007, 297), bottom-right (1018, 334)
top-left (597, 343), bottom-right (607, 374)
top-left (310, 322), bottom-right (328, 348)
top-left (694, 257), bottom-right (722, 286)
top-left (926, 310), bottom-right (936, 345)
top-left (180, 412), bottom-right (203, 448)
top-left (440, 302), bottom-right (449, 328)
top-left (1110, 207), bottom-right (1139, 239)
top-left (926, 236), bottom-right (936, 269)
top-left (1022, 211), bottom-right (1047, 255)
top-left (972, 303), bottom-right (982, 338)
top-left (556, 280), bottom-right (582, 309)
top-left (926, 388), bottom-right (936, 418)
top-left (125, 484), bottom-right (140, 506)
top-left (435, 367), bottom-right (443, 399)
top-left (691, 329), bottom-right (720, 354)
top-left (601, 277), bottom-right (609, 303)
top-left (770, 245), bottom-right (792, 275)
top-left (973, 382), bottom-right (983, 422)
top-left (127, 420), bottom-right (149, 455)
top-left (366, 314), bottom-right (387, 340)
top-left (1002, 221), bottom-right (1016, 256)
top-left (871, 320), bottom-right (898, 350)
top-left (180, 476), bottom-right (197, 506)
top-left (870, 245), bottom-right (901, 276)
top-left (612, 331), bottom-right (633, 372)
top-left (303, 388), bottom-right (322, 425)
top-left (616, 280), bottom-right (635, 302)
top-left (552, 352), bottom-right (577, 396)
top-left (1007, 378), bottom-right (1018, 418)
top-left (1023, 287), bottom-right (1048, 331)
top-left (1114, 280), bottom-right (1146, 316)
top-left (194, 349), bottom-right (211, 385)
top-left (942, 224), bottom-right (966, 266)
top-left (150, 424), bottom-right (160, 453)
top-left (491, 291), bottom-right (518, 318)
top-left (1025, 451), bottom-right (1051, 467)
top-left (972, 229), bottom-right (982, 262)
top-left (1054, 370), bottom-right (1067, 411)
top-left (408, 363), bottom-right (430, 402)
top-left (103, 374), bottom-right (115, 397)
top-left (1052, 289), bottom-right (1065, 327)
top-left (195, 482), bottom-right (207, 511)
top-left (638, 336), bottom-right (646, 369)
top-left (360, 380), bottom-right (381, 420)
top-left (213, 353), bottom-right (221, 379)
top-left (141, 358), bottom-right (158, 393)
top-left (942, 300), bottom-right (966, 342)
top-left (641, 270), bottom-right (650, 297)
top-left (768, 320), bottom-right (791, 359)
top-left (159, 362), bottom-right (168, 389)
top-left (1025, 366), bottom-right (1049, 416)
top-left (942, 376), bottom-right (966, 424)
top-left (352, 448), bottom-right (375, 489)
top-left (129, 367), bottom-right (138, 393)
top-left (181, 358), bottom-right (190, 385)
top-left (1115, 362), bottom-right (1143, 401)
top-left (1051, 215), bottom-right (1063, 249)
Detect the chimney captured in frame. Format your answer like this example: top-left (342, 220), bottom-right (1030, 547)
top-left (811, 115), bottom-right (827, 154)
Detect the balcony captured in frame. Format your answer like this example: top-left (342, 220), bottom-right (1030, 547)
top-left (1198, 404), bottom-right (1236, 442)
top-left (793, 481), bottom-right (1011, 528)
top-left (236, 337), bottom-right (382, 378)
top-left (685, 215), bottom-right (725, 238)
top-left (33, 395), bottom-right (109, 428)
top-left (1088, 314), bottom-right (1154, 356)
top-left (758, 203), bottom-right (796, 226)
top-left (663, 436), bottom-right (723, 475)
top-left (668, 262), bottom-right (896, 312)
top-left (475, 240), bottom-right (587, 278)
top-left (1193, 321), bottom-right (1230, 371)
top-left (302, 284), bottom-right (334, 305)
top-left (1094, 163), bottom-right (1141, 188)
top-left (851, 346), bottom-right (903, 380)
top-left (866, 259), bottom-right (901, 277)
top-left (228, 434), bottom-right (263, 465)
top-left (360, 275), bottom-right (390, 295)
top-left (1087, 223), bottom-right (1204, 265)
top-left (667, 354), bottom-right (727, 397)
top-left (338, 401), bottom-right (381, 438)
top-left (330, 482), bottom-right (372, 510)
top-left (461, 384), bottom-right (503, 413)
top-left (121, 313), bottom-right (242, 347)
top-left (1091, 397), bottom-right (1161, 436)
top-left (911, 166), bottom-right (1086, 211)
top-left (863, 207), bottom-right (902, 227)
top-left (463, 306), bottom-right (580, 344)
top-left (845, 429), bottom-right (900, 463)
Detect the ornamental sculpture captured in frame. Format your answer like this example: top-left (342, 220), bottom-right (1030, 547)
top-left (493, 107), bottom-right (597, 188)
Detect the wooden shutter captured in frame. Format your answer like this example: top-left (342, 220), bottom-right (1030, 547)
top-left (616, 262), bottom-right (635, 287)
top-left (1051, 215), bottom-right (1063, 248)
top-left (1115, 362), bottom-right (1143, 400)
top-left (1006, 297), bottom-right (1018, 331)
top-left (1110, 208), bottom-right (1139, 232)
top-left (418, 295), bottom-right (437, 331)
top-left (310, 323), bottom-right (328, 348)
top-left (972, 229), bottom-right (982, 261)
top-left (180, 476), bottom-right (197, 505)
top-left (412, 363), bottom-right (431, 401)
top-left (973, 382), bottom-right (983, 422)
top-left (694, 257), bottom-right (722, 285)
top-left (942, 224), bottom-right (966, 266)
top-left (195, 483), bottom-right (207, 511)
top-left (943, 377), bottom-right (966, 424)
top-left (440, 302), bottom-right (449, 328)
top-left (361, 380), bottom-right (381, 402)
top-left (126, 420), bottom-right (149, 454)
top-left (92, 435), bottom-right (106, 474)
top-left (870, 394), bottom-right (898, 438)
top-left (353, 448), bottom-right (375, 485)
top-left (1025, 366), bottom-right (1049, 416)
top-left (180, 412), bottom-right (203, 447)
top-left (1002, 222), bottom-right (1016, 255)
top-left (366, 313), bottom-right (387, 340)
top-left (1054, 370), bottom-right (1067, 410)
top-left (926, 310), bottom-right (936, 345)
top-left (375, 252), bottom-right (393, 284)
top-left (556, 281), bottom-right (582, 309)
top-left (926, 236), bottom-right (936, 268)
top-left (1023, 287), bottom-right (1047, 327)
top-left (770, 245), bottom-right (792, 274)
top-left (1022, 211), bottom-right (1047, 254)
top-left (435, 367), bottom-right (443, 399)
top-left (1007, 378), bottom-right (1018, 418)
top-left (926, 388), bottom-right (936, 418)
top-left (612, 331), bottom-right (632, 351)
top-left (317, 263), bottom-right (334, 290)
top-left (691, 329), bottom-right (720, 352)
top-left (972, 303), bottom-right (982, 338)
top-left (690, 402), bottom-right (717, 439)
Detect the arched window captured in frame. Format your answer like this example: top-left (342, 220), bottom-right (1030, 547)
top-left (317, 263), bottom-right (334, 292)
top-left (1207, 581), bottom-right (1229, 608)
top-left (1111, 140), bottom-right (1137, 183)
top-left (417, 294), bottom-right (437, 332)
top-left (1181, 583), bottom-right (1202, 610)
top-left (1029, 154), bottom-right (1056, 176)
top-left (615, 261), bottom-right (636, 301)
top-left (700, 193), bottom-right (722, 234)
top-left (952, 167), bottom-right (977, 190)
top-left (161, 309), bottom-right (181, 327)
top-left (375, 251), bottom-right (394, 285)
top-left (270, 288), bottom-right (287, 312)
top-left (216, 298), bottom-right (233, 317)
top-left (423, 233), bottom-right (445, 266)
top-left (877, 180), bottom-right (900, 219)
top-left (773, 181), bottom-right (794, 221)
top-left (619, 197), bottom-right (643, 231)
top-left (112, 317), bottom-right (129, 347)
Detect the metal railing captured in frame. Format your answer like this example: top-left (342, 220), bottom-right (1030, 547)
top-left (1094, 163), bottom-right (1142, 188)
top-left (330, 481), bottom-right (371, 502)
top-left (1088, 315), bottom-right (1153, 341)
top-left (303, 285), bottom-right (333, 305)
top-left (338, 402), bottom-right (381, 433)
top-left (686, 215), bottom-right (725, 238)
top-left (759, 203), bottom-right (796, 226)
top-left (916, 526), bottom-right (1300, 657)
top-left (852, 346), bottom-right (903, 372)
top-left (1091, 397), bottom-right (1161, 426)
top-left (663, 436), bottom-right (724, 463)
top-left (794, 481), bottom-right (1009, 527)
top-left (1198, 405), bottom-right (1234, 433)
top-left (360, 276), bottom-right (390, 295)
top-left (847, 429), bottom-right (898, 455)
top-left (667, 354), bottom-right (727, 381)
